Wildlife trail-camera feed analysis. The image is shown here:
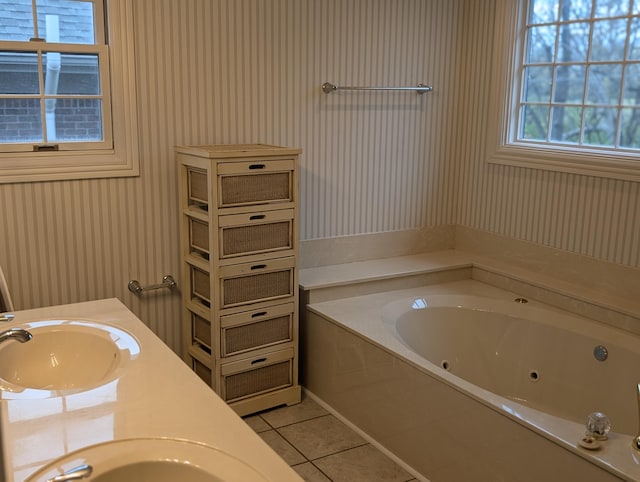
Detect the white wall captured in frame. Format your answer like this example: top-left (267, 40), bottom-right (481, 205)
top-left (0, 0), bottom-right (636, 355)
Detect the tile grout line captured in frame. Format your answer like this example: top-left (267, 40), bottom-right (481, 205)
top-left (247, 394), bottom-right (421, 481)
top-left (302, 441), bottom-right (370, 463)
top-left (258, 411), bottom-right (333, 431)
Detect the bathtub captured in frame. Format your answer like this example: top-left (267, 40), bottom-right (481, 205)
top-left (301, 279), bottom-right (640, 482)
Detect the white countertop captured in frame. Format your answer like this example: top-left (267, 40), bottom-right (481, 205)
top-left (0, 298), bottom-right (302, 482)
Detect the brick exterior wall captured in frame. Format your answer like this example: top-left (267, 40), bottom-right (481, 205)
top-left (0, 98), bottom-right (101, 143)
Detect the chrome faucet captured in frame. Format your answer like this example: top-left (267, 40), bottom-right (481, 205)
top-left (0, 328), bottom-right (32, 343)
top-left (46, 464), bottom-right (93, 482)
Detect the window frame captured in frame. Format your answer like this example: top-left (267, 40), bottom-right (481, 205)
top-left (0, 0), bottom-right (139, 184)
top-left (0, 41), bottom-right (113, 153)
top-left (487, 0), bottom-right (640, 182)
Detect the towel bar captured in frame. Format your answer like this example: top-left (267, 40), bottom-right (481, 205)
top-left (322, 82), bottom-right (432, 94)
top-left (128, 275), bottom-right (177, 295)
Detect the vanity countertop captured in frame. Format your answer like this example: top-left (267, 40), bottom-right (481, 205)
top-left (0, 298), bottom-right (302, 482)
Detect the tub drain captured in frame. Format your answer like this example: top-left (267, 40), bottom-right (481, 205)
top-left (440, 360), bottom-right (451, 371)
top-left (529, 370), bottom-right (540, 382)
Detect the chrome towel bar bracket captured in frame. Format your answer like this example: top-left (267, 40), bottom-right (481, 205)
top-left (128, 275), bottom-right (177, 295)
top-left (322, 82), bottom-right (432, 94)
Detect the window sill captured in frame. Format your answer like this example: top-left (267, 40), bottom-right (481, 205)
top-left (488, 143), bottom-right (640, 183)
top-left (0, 149), bottom-right (139, 184)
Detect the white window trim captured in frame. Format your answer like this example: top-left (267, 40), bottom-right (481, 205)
top-left (486, 0), bottom-right (640, 183)
top-left (0, 0), bottom-right (139, 184)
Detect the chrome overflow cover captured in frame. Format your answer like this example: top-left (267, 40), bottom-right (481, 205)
top-left (593, 345), bottom-right (608, 362)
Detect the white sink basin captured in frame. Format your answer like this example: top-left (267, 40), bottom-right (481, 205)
top-left (26, 438), bottom-right (268, 482)
top-left (0, 320), bottom-right (139, 399)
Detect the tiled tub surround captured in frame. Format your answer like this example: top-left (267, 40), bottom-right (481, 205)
top-left (0, 299), bottom-right (302, 482)
top-left (299, 254), bottom-right (640, 482)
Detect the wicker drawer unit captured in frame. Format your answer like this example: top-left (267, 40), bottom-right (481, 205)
top-left (177, 144), bottom-right (301, 416)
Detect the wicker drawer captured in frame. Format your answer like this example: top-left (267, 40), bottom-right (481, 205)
top-left (218, 257), bottom-right (295, 309)
top-left (220, 348), bottom-right (294, 402)
top-left (190, 310), bottom-right (211, 350)
top-left (188, 217), bottom-right (210, 258)
top-left (220, 302), bottom-right (294, 357)
top-left (217, 159), bottom-right (294, 208)
top-left (189, 265), bottom-right (211, 306)
top-left (192, 357), bottom-right (212, 384)
top-left (219, 209), bottom-right (294, 259)
top-left (187, 167), bottom-right (208, 207)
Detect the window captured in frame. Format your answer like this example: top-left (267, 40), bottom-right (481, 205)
top-left (0, 0), bottom-right (138, 183)
top-left (488, 0), bottom-right (640, 181)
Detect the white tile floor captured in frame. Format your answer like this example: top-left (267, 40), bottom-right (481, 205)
top-left (244, 393), bottom-right (418, 482)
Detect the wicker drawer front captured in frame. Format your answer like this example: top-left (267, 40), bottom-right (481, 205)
top-left (193, 358), bottom-right (212, 384)
top-left (189, 217), bottom-right (210, 257)
top-left (187, 168), bottom-right (208, 206)
top-left (191, 310), bottom-right (211, 350)
top-left (217, 160), bottom-right (294, 207)
top-left (190, 265), bottom-right (211, 305)
top-left (219, 257), bottom-right (295, 308)
top-left (219, 209), bottom-right (294, 258)
top-left (221, 302), bottom-right (294, 357)
top-left (221, 348), bottom-right (294, 402)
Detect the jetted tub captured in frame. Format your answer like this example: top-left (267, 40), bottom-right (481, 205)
top-left (388, 294), bottom-right (640, 435)
top-left (301, 279), bottom-right (640, 482)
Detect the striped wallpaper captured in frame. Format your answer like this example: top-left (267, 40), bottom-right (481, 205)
top-left (0, 0), bottom-right (637, 353)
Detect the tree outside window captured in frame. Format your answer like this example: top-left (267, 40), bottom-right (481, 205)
top-left (519, 0), bottom-right (640, 151)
